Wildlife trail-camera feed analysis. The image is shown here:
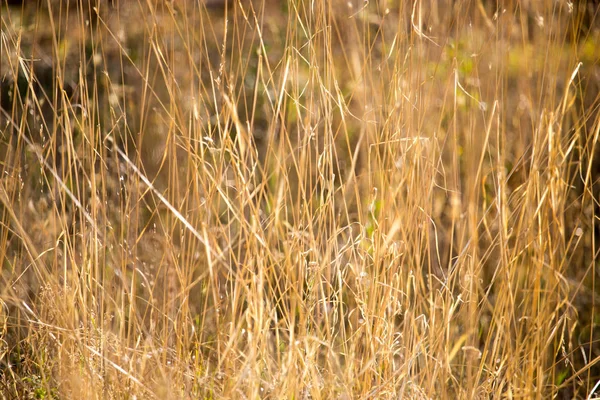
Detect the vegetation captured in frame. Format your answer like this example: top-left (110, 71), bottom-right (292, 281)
top-left (0, 0), bottom-right (599, 398)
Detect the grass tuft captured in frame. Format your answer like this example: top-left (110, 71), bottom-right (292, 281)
top-left (0, 0), bottom-right (599, 398)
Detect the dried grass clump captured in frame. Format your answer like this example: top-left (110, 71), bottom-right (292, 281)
top-left (0, 0), bottom-right (599, 398)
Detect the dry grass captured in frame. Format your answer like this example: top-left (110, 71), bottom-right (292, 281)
top-left (0, 0), bottom-right (599, 398)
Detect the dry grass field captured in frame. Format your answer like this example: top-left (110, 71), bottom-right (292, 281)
top-left (1, 0), bottom-right (599, 398)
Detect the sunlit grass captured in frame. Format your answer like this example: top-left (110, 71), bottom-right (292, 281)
top-left (0, 0), bottom-right (599, 398)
